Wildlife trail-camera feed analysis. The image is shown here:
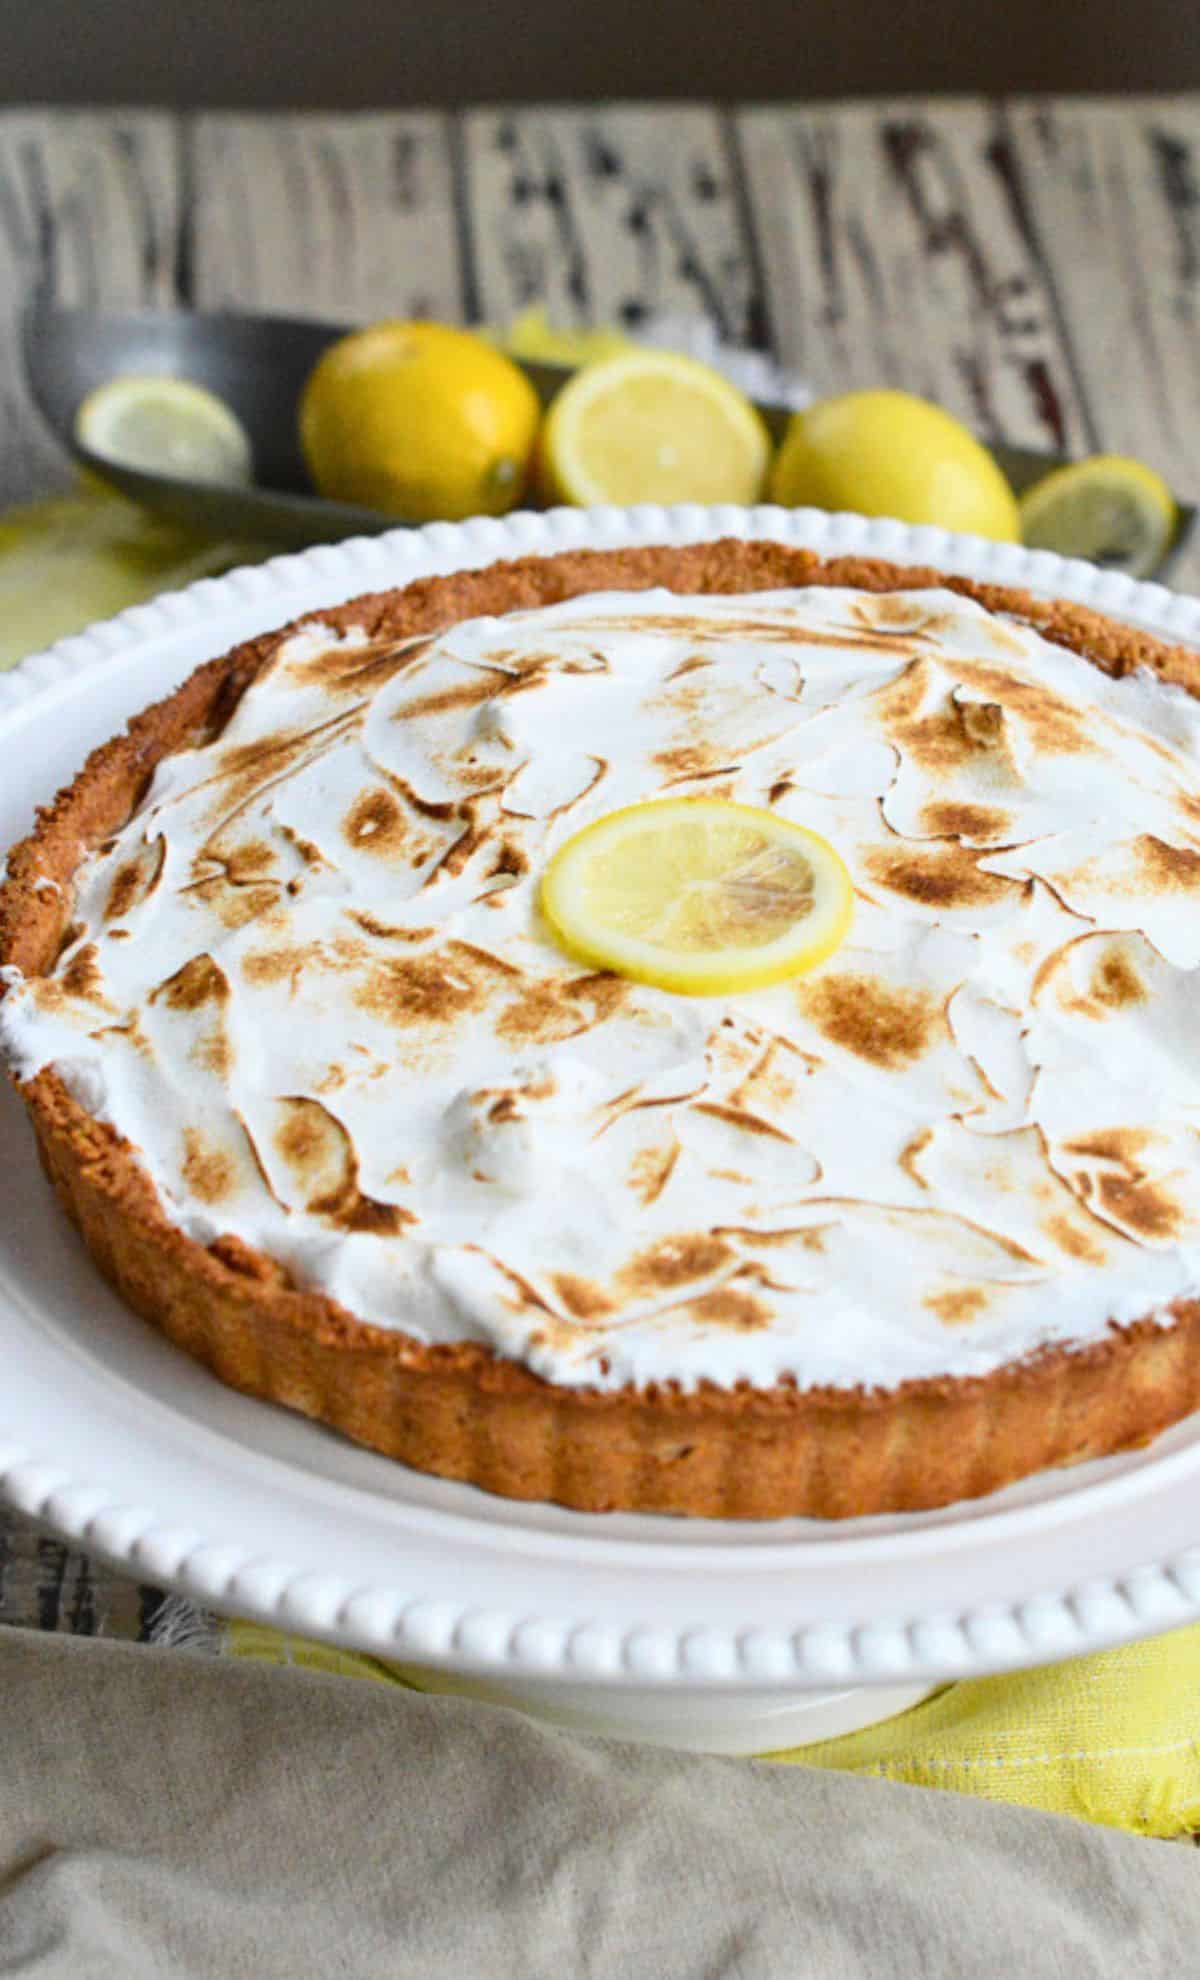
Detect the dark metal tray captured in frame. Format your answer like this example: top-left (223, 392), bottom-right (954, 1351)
top-left (22, 299), bottom-right (1197, 574)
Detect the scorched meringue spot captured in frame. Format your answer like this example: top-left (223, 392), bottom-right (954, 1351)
top-left (6, 540), bottom-right (1200, 1518)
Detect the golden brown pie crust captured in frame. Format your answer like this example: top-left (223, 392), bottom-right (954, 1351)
top-left (6, 538), bottom-right (1200, 1520)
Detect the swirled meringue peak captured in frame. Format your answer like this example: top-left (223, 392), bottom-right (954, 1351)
top-left (8, 581), bottom-right (1200, 1395)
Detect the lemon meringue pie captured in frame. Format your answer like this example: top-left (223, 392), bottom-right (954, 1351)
top-left (5, 539), bottom-right (1200, 1518)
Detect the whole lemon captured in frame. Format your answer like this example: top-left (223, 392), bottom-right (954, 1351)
top-left (299, 321), bottom-right (541, 523)
top-left (769, 389), bottom-right (1020, 542)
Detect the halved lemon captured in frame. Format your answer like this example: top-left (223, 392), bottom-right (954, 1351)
top-left (540, 349), bottom-right (770, 507)
top-left (1018, 454), bottom-right (1176, 577)
top-left (540, 798), bottom-right (853, 995)
top-left (75, 375), bottom-right (254, 485)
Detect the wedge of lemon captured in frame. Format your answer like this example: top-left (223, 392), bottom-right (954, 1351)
top-left (1018, 454), bottom-right (1177, 577)
top-left (540, 350), bottom-right (770, 507)
top-left (75, 375), bottom-right (254, 485)
top-left (541, 798), bottom-right (853, 995)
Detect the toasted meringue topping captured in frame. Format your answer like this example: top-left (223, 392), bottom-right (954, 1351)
top-left (7, 583), bottom-right (1200, 1395)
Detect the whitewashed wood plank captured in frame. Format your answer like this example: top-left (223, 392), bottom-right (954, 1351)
top-left (191, 112), bottom-right (462, 324)
top-left (0, 110), bottom-right (180, 506)
top-left (1008, 95), bottom-right (1200, 582)
top-left (736, 99), bottom-right (1092, 455)
top-left (463, 105), bottom-right (761, 341)
top-left (0, 108), bottom-right (179, 310)
top-left (0, 1512), bottom-right (154, 1641)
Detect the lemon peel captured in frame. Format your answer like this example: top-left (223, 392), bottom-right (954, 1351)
top-left (299, 320), bottom-right (540, 523)
top-left (769, 388), bottom-right (1020, 542)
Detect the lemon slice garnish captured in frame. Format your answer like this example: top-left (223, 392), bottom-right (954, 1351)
top-left (541, 798), bottom-right (853, 995)
top-left (1018, 454), bottom-right (1177, 577)
top-left (75, 375), bottom-right (254, 485)
top-left (540, 349), bottom-right (770, 507)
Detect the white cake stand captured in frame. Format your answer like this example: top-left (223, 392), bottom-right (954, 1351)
top-left (5, 502), bottom-right (1200, 1755)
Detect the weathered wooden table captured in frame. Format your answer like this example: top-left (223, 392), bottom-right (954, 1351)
top-left (4, 95), bottom-right (1200, 1640)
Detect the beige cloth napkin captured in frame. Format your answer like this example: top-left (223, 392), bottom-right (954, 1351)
top-left (1, 1626), bottom-right (1197, 1978)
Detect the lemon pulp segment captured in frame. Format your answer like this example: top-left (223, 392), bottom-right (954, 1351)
top-left (541, 350), bottom-right (770, 507)
top-left (75, 376), bottom-right (254, 485)
top-left (1018, 454), bottom-right (1176, 577)
top-left (540, 799), bottom-right (853, 995)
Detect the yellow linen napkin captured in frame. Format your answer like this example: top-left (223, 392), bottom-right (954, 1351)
top-left (0, 482), bottom-right (269, 673)
top-left (226, 1619), bottom-right (1200, 1839)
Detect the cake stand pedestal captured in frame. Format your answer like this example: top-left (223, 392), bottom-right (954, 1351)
top-left (394, 1666), bottom-right (936, 1753)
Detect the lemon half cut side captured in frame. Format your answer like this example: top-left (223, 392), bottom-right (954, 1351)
top-left (1018, 454), bottom-right (1177, 578)
top-left (540, 349), bottom-right (770, 508)
top-left (75, 376), bottom-right (254, 486)
top-left (540, 799), bottom-right (854, 996)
